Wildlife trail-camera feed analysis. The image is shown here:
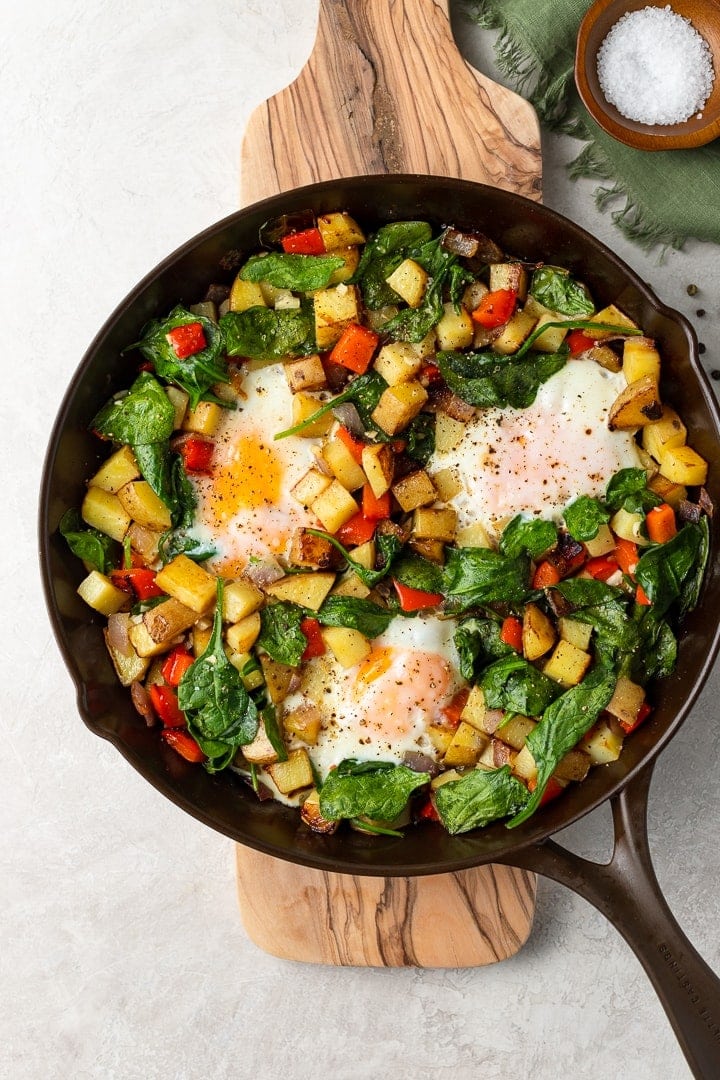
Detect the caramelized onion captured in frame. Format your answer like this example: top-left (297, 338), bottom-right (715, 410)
top-left (131, 680), bottom-right (156, 727)
top-left (106, 613), bottom-right (130, 655)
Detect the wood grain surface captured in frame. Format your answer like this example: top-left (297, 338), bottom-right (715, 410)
top-left (236, 0), bottom-right (541, 967)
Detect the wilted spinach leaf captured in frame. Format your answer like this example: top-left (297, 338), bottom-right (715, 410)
top-left (481, 655), bottom-right (563, 716)
top-left (499, 515), bottom-right (557, 559)
top-left (434, 766), bottom-right (529, 834)
top-left (316, 596), bottom-right (393, 639)
top-left (605, 468), bottom-right (661, 515)
top-left (443, 547), bottom-right (531, 612)
top-left (221, 304), bottom-right (316, 361)
top-left (319, 759), bottom-right (430, 822)
top-left (258, 601), bottom-right (307, 667)
top-left (530, 267), bottom-right (594, 317)
top-left (59, 509), bottom-right (118, 575)
top-left (240, 252), bottom-right (345, 290)
top-left (454, 617), bottom-right (515, 681)
top-left (563, 496), bottom-right (610, 541)
top-left (635, 522), bottom-right (707, 618)
top-left (436, 348), bottom-right (566, 409)
top-left (129, 306), bottom-right (229, 410)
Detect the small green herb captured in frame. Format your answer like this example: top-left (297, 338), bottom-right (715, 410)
top-left (563, 496), bottom-right (610, 542)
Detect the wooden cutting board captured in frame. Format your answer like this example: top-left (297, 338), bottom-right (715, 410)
top-left (236, 0), bottom-right (541, 967)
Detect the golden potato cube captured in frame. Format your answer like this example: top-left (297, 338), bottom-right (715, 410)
top-left (489, 262), bottom-right (528, 300)
top-left (126, 523), bottom-right (163, 565)
top-left (292, 467), bottom-right (333, 507)
top-left (512, 744), bottom-right (537, 782)
top-left (463, 279), bottom-right (489, 312)
top-left (317, 211), bottom-right (366, 249)
top-left (606, 676), bottom-right (645, 727)
top-left (229, 276), bottom-right (266, 312)
top-left (435, 302), bottom-right (474, 351)
top-left (459, 685), bottom-right (487, 730)
top-left (610, 507), bottom-right (650, 547)
top-left (310, 480), bottom-right (359, 533)
top-left (491, 309), bottom-right (537, 355)
top-left (642, 406), bottom-right (687, 462)
top-left (373, 341), bottom-right (424, 385)
top-left (647, 473), bottom-right (688, 508)
top-left (283, 354), bottom-right (327, 393)
top-left (543, 640), bottom-right (592, 688)
top-left (522, 295), bottom-right (569, 353)
top-left (408, 538), bottom-right (446, 564)
top-left (283, 703), bottom-right (323, 745)
top-left (456, 522), bottom-right (493, 548)
top-left (259, 656), bottom-right (296, 702)
top-left (435, 412), bottom-right (466, 454)
top-left (88, 445), bottom-right (140, 493)
top-left (622, 337), bottom-right (661, 385)
top-left (331, 573), bottom-right (372, 599)
top-left (328, 247), bottom-right (361, 286)
top-left (478, 737), bottom-right (516, 770)
top-left (392, 469), bottom-right (437, 512)
top-left (361, 443), bottom-right (394, 498)
top-left (558, 616), bottom-right (593, 652)
top-left (608, 375), bottom-right (662, 430)
top-left (166, 386), bottom-right (190, 429)
top-left (128, 599), bottom-right (198, 657)
top-left (181, 401), bottom-right (223, 437)
top-left (313, 284), bottom-right (360, 349)
top-left (658, 443), bottom-right (708, 486)
top-left (385, 258), bottom-right (428, 308)
top-left (347, 539), bottom-right (376, 570)
top-left (192, 623), bottom-right (213, 658)
top-left (590, 304), bottom-right (638, 339)
top-left (580, 718), bottom-right (624, 764)
top-left (242, 718), bottom-right (281, 767)
top-left (81, 487), bottom-right (131, 542)
top-left (443, 721), bottom-right (489, 767)
top-left (291, 392), bottom-right (335, 437)
top-left (273, 289), bottom-right (301, 311)
top-left (300, 788), bottom-right (340, 834)
top-left (554, 748), bottom-right (591, 782)
top-left (428, 724), bottom-right (454, 755)
top-left (495, 714), bottom-right (537, 751)
top-left (320, 626), bottom-right (372, 668)
top-left (103, 622), bottom-right (150, 686)
top-left (225, 612), bottom-right (262, 654)
top-left (432, 467), bottom-right (462, 501)
top-left (371, 381), bottom-right (429, 436)
top-left (267, 748), bottom-right (315, 796)
top-left (154, 555), bottom-right (216, 614)
top-left (117, 480), bottom-right (172, 531)
top-left (588, 344), bottom-right (622, 372)
top-left (522, 602), bottom-right (556, 661)
top-left (223, 579), bottom-right (264, 622)
top-left (77, 571), bottom-right (128, 616)
top-left (289, 528), bottom-right (337, 569)
top-left (321, 436), bottom-right (367, 492)
top-left (412, 506), bottom-right (457, 542)
top-left (265, 571), bottom-right (336, 612)
top-left (584, 523), bottom-right (615, 558)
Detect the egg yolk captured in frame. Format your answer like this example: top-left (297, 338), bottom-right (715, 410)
top-left (205, 434), bottom-right (283, 526)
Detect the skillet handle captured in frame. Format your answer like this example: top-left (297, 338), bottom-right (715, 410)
top-left (496, 761), bottom-right (720, 1080)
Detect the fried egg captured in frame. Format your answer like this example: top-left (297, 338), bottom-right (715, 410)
top-left (431, 359), bottom-right (644, 541)
top-left (187, 362), bottom-right (320, 575)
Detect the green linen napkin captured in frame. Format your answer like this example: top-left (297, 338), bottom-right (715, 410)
top-left (469, 0), bottom-right (720, 252)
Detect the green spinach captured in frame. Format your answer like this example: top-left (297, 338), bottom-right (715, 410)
top-left (240, 252), bottom-right (345, 291)
top-left (563, 496), bottom-right (610, 541)
top-left (436, 348), bottom-right (566, 409)
top-left (258, 601), bottom-right (307, 667)
top-left (635, 522), bottom-right (707, 618)
top-left (59, 509), bottom-right (118, 575)
top-left (606, 468), bottom-right (661, 515)
top-left (454, 617), bottom-right (515, 680)
top-left (319, 759), bottom-right (430, 822)
top-left (221, 304), bottom-right (316, 361)
top-left (129, 306), bottom-right (229, 410)
top-left (530, 267), bottom-right (594, 317)
top-left (274, 370), bottom-right (388, 440)
top-left (499, 515), bottom-right (557, 559)
top-left (443, 547), bottom-right (531, 612)
top-left (316, 596), bottom-right (393, 639)
top-left (480, 655), bottom-right (563, 717)
top-left (434, 766), bottom-right (529, 835)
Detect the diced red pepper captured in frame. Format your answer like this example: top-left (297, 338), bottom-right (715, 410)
top-left (180, 436), bottom-right (214, 475)
top-left (149, 683), bottom-right (186, 728)
top-left (336, 425), bottom-right (367, 464)
top-left (613, 537), bottom-right (639, 577)
top-left (585, 555), bottom-right (619, 582)
top-left (471, 288), bottom-right (517, 329)
top-left (362, 484), bottom-right (392, 521)
top-left (329, 323), bottom-right (380, 375)
top-left (528, 775), bottom-right (566, 806)
top-left (441, 687), bottom-right (470, 728)
top-left (419, 362), bottom-right (443, 385)
top-left (500, 615), bottom-right (523, 652)
top-left (619, 700), bottom-right (653, 735)
top-left (645, 502), bottom-right (677, 544)
top-left (392, 579), bottom-right (444, 612)
top-left (109, 567), bottom-right (164, 601)
top-left (416, 797), bottom-right (441, 823)
top-left (281, 227), bottom-right (326, 255)
top-left (635, 583), bottom-right (652, 606)
top-left (166, 321), bottom-right (207, 359)
top-left (336, 511), bottom-right (377, 546)
top-left (161, 728), bottom-right (205, 763)
top-left (532, 561), bottom-right (561, 589)
top-left (161, 645), bottom-right (195, 688)
top-left (300, 616), bottom-right (326, 660)
top-left (566, 329), bottom-right (596, 356)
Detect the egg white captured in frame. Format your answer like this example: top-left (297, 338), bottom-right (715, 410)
top-left (430, 359), bottom-right (643, 541)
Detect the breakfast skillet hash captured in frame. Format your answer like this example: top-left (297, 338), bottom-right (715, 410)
top-left (61, 210), bottom-right (711, 837)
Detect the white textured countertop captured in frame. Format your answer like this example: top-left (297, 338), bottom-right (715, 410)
top-left (4, 3), bottom-right (720, 1078)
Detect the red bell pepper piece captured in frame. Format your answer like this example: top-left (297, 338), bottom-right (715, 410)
top-left (585, 555), bottom-right (619, 582)
top-left (161, 728), bottom-right (205, 763)
top-left (471, 288), bottom-right (516, 329)
top-left (336, 511), bottom-right (376, 546)
top-left (392, 579), bottom-right (444, 612)
top-left (635, 583), bottom-right (652, 606)
top-left (566, 329), bottom-right (596, 356)
top-left (645, 502), bottom-right (677, 544)
top-left (532, 561), bottom-right (561, 589)
top-left (500, 615), bottom-right (523, 652)
top-left (613, 537), bottom-right (639, 577)
top-left (109, 567), bottom-right (164, 601)
top-left (419, 362), bottom-right (443, 385)
top-left (166, 321), bottom-right (207, 359)
top-left (441, 688), bottom-right (470, 728)
top-left (300, 616), bottom-right (326, 660)
top-left (362, 484), bottom-right (391, 521)
top-left (329, 323), bottom-right (380, 375)
top-left (161, 645), bottom-right (195, 687)
top-left (619, 700), bottom-right (652, 735)
top-left (281, 227), bottom-right (326, 255)
top-left (416, 797), bottom-right (441, 823)
top-left (180, 436), bottom-right (214, 475)
top-left (336, 425), bottom-right (367, 464)
top-left (528, 775), bottom-right (566, 807)
top-left (149, 683), bottom-right (186, 728)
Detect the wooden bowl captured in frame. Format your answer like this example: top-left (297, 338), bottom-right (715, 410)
top-left (575, 0), bottom-right (720, 150)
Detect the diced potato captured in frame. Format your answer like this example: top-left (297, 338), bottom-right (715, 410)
top-left (225, 612), bottom-right (262, 653)
top-left (258, 280), bottom-right (287, 306)
top-left (300, 788), bottom-right (340, 834)
top-left (443, 721), bottom-right (489, 767)
top-left (494, 714), bottom-right (537, 751)
top-left (412, 331), bottom-right (437, 360)
top-left (347, 539), bottom-right (376, 571)
top-left (155, 555), bottom-right (217, 614)
top-left (610, 507), bottom-right (650, 547)
top-left (88, 445), bottom-right (140, 493)
top-left (513, 744), bottom-right (537, 782)
top-left (242, 719), bottom-right (281, 766)
top-left (320, 625), bottom-right (372, 668)
top-left (392, 469), bottom-right (437, 511)
top-left (489, 262), bottom-right (528, 300)
top-left (290, 392), bottom-right (335, 437)
top-left (412, 506), bottom-right (457, 542)
top-left (283, 703), bottom-right (323, 745)
top-left (590, 304), bottom-right (638, 340)
top-left (435, 302), bottom-right (474, 351)
top-left (554, 749), bottom-right (591, 782)
top-left (385, 258), bottom-right (428, 308)
top-left (460, 685), bottom-right (487, 730)
top-left (223, 579), bottom-right (264, 622)
top-left (322, 436), bottom-right (367, 491)
top-left (477, 737), bottom-right (516, 770)
top-left (228, 651), bottom-right (265, 691)
top-left (292, 467), bottom-right (333, 507)
top-left (641, 406), bottom-right (687, 462)
top-left (229, 276), bottom-right (266, 312)
top-left (647, 474), bottom-right (687, 508)
top-left (103, 622), bottom-right (150, 686)
top-left (608, 375), bottom-right (662, 430)
top-left (77, 571), bottom-right (128, 616)
top-left (370, 381), bottom-right (429, 436)
top-left (522, 602), bottom-right (556, 661)
top-left (580, 717), bottom-right (625, 764)
top-left (584, 523), bottom-right (615, 558)
top-left (428, 724), bottom-right (454, 755)
top-left (284, 354), bottom-right (327, 393)
top-left (81, 487), bottom-right (131, 542)
top-left (267, 748), bottom-right (315, 795)
top-left (408, 538), bottom-right (446, 564)
top-left (543, 640), bottom-right (592, 688)
top-left (491, 309), bottom-right (537, 355)
top-left (125, 523), bottom-right (161, 565)
top-left (657, 443), bottom-right (708, 486)
top-left (606, 676), bottom-right (646, 727)
top-left (522, 295), bottom-right (569, 353)
top-left (456, 522), bottom-right (492, 548)
top-left (313, 284), bottom-right (360, 349)
top-left (462, 280), bottom-right (489, 312)
top-left (435, 412), bottom-right (466, 454)
top-left (317, 211), bottom-right (366, 249)
top-left (289, 528), bottom-right (337, 569)
top-left (117, 481), bottom-right (172, 531)
top-left (373, 341), bottom-right (424, 385)
top-left (265, 572), bottom-right (336, 612)
top-left (166, 386), bottom-right (190, 429)
top-left (259, 656), bottom-right (296, 702)
top-left (587, 344), bottom-right (622, 373)
top-left (129, 599), bottom-right (198, 656)
top-left (192, 623), bottom-right (213, 657)
top-left (622, 337), bottom-right (661, 385)
top-left (182, 401), bottom-right (223, 437)
top-left (432, 467), bottom-right (462, 501)
top-left (273, 289), bottom-right (301, 311)
top-left (310, 480), bottom-right (359, 533)
top-left (327, 247), bottom-right (361, 286)
top-left (331, 573), bottom-right (371, 599)
top-left (558, 616), bottom-right (593, 652)
top-left (361, 443), bottom-right (394, 498)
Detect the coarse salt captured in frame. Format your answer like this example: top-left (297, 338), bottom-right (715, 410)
top-left (597, 5), bottom-right (715, 125)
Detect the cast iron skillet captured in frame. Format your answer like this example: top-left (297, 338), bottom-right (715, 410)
top-left (40, 176), bottom-right (720, 1077)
